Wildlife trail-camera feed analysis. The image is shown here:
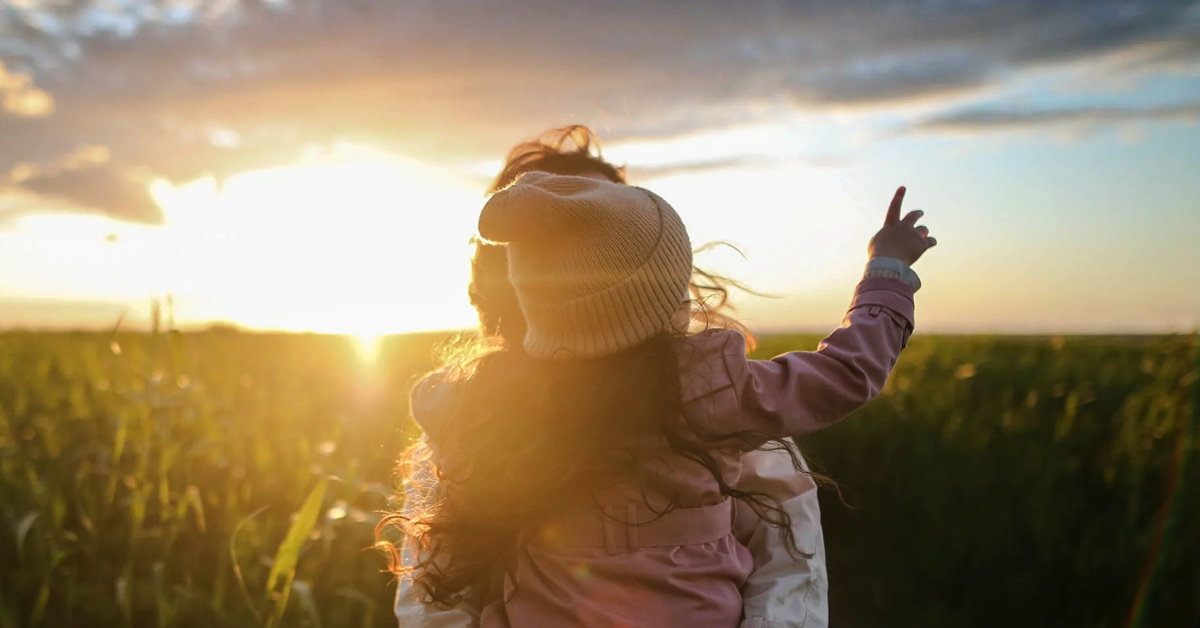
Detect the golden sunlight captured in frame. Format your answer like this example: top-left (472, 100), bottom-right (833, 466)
top-left (133, 143), bottom-right (484, 335)
top-left (353, 333), bottom-right (384, 363)
top-left (0, 139), bottom-right (878, 337)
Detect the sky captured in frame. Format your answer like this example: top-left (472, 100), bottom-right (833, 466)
top-left (1, 0), bottom-right (1198, 337)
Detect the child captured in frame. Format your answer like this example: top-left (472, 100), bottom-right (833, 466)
top-left (400, 173), bottom-right (934, 627)
top-left (394, 125), bottom-right (833, 628)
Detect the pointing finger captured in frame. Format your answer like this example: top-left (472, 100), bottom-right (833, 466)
top-left (885, 186), bottom-right (905, 226)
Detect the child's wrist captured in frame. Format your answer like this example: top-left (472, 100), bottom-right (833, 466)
top-left (864, 257), bottom-right (921, 292)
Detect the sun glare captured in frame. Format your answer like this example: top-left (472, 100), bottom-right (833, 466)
top-left (3, 136), bottom-right (866, 336)
top-left (125, 143), bottom-right (484, 335)
top-left (353, 333), bottom-right (384, 363)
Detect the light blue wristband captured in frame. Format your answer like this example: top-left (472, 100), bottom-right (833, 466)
top-left (865, 257), bottom-right (921, 292)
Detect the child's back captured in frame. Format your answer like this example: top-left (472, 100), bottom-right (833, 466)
top-left (405, 174), bottom-right (932, 628)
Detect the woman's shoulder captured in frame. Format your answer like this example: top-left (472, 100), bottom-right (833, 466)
top-left (674, 329), bottom-right (751, 402)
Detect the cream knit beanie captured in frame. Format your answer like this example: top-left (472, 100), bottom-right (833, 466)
top-left (478, 172), bottom-right (693, 359)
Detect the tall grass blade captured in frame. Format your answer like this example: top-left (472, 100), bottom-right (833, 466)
top-left (13, 512), bottom-right (37, 564)
top-left (228, 504), bottom-right (270, 622)
top-left (263, 478), bottom-right (327, 628)
top-left (266, 479), bottom-right (327, 595)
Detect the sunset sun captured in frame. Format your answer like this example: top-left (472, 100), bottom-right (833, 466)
top-left (139, 143), bottom-right (483, 336)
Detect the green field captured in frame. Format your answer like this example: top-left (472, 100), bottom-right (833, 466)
top-left (1, 330), bottom-right (1196, 627)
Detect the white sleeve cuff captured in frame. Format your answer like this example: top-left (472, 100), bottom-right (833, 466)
top-left (865, 257), bottom-right (921, 292)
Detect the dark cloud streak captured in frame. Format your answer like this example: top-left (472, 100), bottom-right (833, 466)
top-left (15, 163), bottom-right (164, 224)
top-left (910, 100), bottom-right (1200, 134)
top-left (626, 154), bottom-right (852, 182)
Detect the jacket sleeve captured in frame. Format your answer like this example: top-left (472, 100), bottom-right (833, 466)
top-left (393, 438), bottom-right (481, 628)
top-left (724, 276), bottom-right (914, 438)
top-left (734, 443), bottom-right (828, 628)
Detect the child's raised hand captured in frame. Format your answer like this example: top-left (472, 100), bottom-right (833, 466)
top-left (868, 186), bottom-right (937, 266)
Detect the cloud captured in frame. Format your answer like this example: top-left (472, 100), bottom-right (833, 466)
top-left (2, 143), bottom-right (164, 223)
top-left (0, 60), bottom-right (54, 116)
top-left (626, 154), bottom-right (852, 182)
top-left (783, 50), bottom-right (995, 107)
top-left (910, 99), bottom-right (1200, 135)
top-left (0, 0), bottom-right (1198, 222)
top-left (9, 144), bottom-right (111, 183)
top-left (13, 163), bottom-right (165, 224)
top-left (1108, 31), bottom-right (1200, 73)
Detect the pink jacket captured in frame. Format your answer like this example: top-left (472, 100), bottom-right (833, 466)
top-left (409, 276), bottom-right (914, 628)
